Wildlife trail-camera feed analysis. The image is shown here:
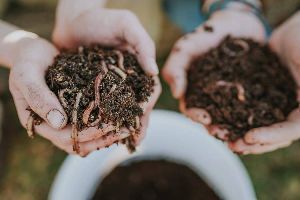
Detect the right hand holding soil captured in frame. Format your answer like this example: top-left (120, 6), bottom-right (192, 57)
top-left (229, 12), bottom-right (300, 154)
top-left (163, 8), bottom-right (265, 140)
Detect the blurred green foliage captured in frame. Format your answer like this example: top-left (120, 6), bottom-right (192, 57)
top-left (1, 1), bottom-right (300, 200)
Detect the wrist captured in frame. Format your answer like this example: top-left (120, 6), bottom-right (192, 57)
top-left (202, 0), bottom-right (270, 37)
top-left (0, 30), bottom-right (39, 67)
top-left (202, 0), bottom-right (262, 12)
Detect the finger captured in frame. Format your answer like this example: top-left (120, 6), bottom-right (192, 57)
top-left (120, 11), bottom-right (158, 75)
top-left (131, 77), bottom-right (160, 146)
top-left (132, 111), bottom-right (150, 146)
top-left (11, 79), bottom-right (117, 143)
top-left (11, 80), bottom-right (122, 155)
top-left (11, 63), bottom-right (68, 130)
top-left (79, 128), bottom-right (130, 157)
top-left (140, 76), bottom-right (161, 112)
top-left (229, 139), bottom-right (292, 155)
top-left (10, 82), bottom-right (75, 153)
top-left (162, 48), bottom-right (190, 99)
top-left (9, 80), bottom-right (31, 128)
top-left (162, 29), bottom-right (225, 98)
top-left (208, 125), bottom-right (230, 141)
top-left (243, 109), bottom-right (300, 144)
top-left (244, 121), bottom-right (300, 145)
top-left (179, 100), bottom-right (212, 125)
top-left (77, 123), bottom-right (117, 142)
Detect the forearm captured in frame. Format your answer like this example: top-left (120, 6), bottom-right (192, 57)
top-left (0, 21), bottom-right (38, 68)
top-left (0, 21), bottom-right (20, 68)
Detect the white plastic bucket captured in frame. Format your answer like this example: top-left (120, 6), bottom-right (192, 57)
top-left (49, 110), bottom-right (256, 200)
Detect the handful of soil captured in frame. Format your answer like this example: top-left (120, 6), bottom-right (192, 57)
top-left (185, 36), bottom-right (298, 141)
top-left (92, 160), bottom-right (220, 200)
top-left (28, 46), bottom-right (154, 152)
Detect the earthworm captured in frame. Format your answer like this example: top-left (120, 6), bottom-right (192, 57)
top-left (113, 50), bottom-right (125, 71)
top-left (235, 83), bottom-right (246, 102)
top-left (82, 101), bottom-right (95, 125)
top-left (88, 112), bottom-right (102, 127)
top-left (71, 92), bottom-right (82, 153)
top-left (58, 88), bottom-right (70, 108)
top-left (126, 69), bottom-right (135, 75)
top-left (222, 39), bottom-right (249, 57)
top-left (26, 115), bottom-right (34, 138)
top-left (102, 122), bottom-right (117, 134)
top-left (216, 80), bottom-right (233, 87)
top-left (216, 81), bottom-right (246, 102)
top-left (108, 64), bottom-right (127, 80)
top-left (95, 61), bottom-right (109, 107)
top-left (135, 116), bottom-right (140, 129)
top-left (129, 126), bottom-right (135, 132)
top-left (78, 46), bottom-right (84, 53)
top-left (108, 84), bottom-right (117, 96)
top-left (118, 132), bottom-right (130, 140)
top-left (115, 122), bottom-right (120, 133)
top-left (248, 114), bottom-right (254, 125)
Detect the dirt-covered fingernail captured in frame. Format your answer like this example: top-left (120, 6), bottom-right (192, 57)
top-left (46, 109), bottom-right (66, 129)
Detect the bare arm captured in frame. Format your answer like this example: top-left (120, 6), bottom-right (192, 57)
top-left (0, 20), bottom-right (39, 68)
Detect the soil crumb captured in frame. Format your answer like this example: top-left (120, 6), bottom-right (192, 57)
top-left (185, 36), bottom-right (298, 141)
top-left (29, 46), bottom-right (154, 152)
top-left (92, 160), bottom-right (220, 200)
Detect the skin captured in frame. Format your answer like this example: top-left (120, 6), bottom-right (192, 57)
top-left (163, 8), bottom-right (300, 154)
top-left (163, 8), bottom-right (265, 142)
top-left (229, 12), bottom-right (300, 154)
top-left (2, 0), bottom-right (161, 157)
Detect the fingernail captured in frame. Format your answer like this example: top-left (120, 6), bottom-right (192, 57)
top-left (149, 59), bottom-right (159, 75)
top-left (46, 109), bottom-right (66, 129)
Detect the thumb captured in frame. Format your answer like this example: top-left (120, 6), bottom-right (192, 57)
top-left (270, 15), bottom-right (300, 85)
top-left (11, 67), bottom-right (68, 129)
top-left (120, 11), bottom-right (158, 75)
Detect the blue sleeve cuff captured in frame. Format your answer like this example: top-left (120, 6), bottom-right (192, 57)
top-left (204, 0), bottom-right (272, 38)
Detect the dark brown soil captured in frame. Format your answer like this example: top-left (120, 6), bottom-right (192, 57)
top-left (29, 46), bottom-right (154, 152)
top-left (185, 36), bottom-right (298, 141)
top-left (92, 160), bottom-right (220, 200)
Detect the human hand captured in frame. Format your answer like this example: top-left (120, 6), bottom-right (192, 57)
top-left (163, 8), bottom-right (265, 140)
top-left (7, 32), bottom-right (133, 156)
top-left (52, 0), bottom-right (161, 153)
top-left (229, 12), bottom-right (300, 154)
